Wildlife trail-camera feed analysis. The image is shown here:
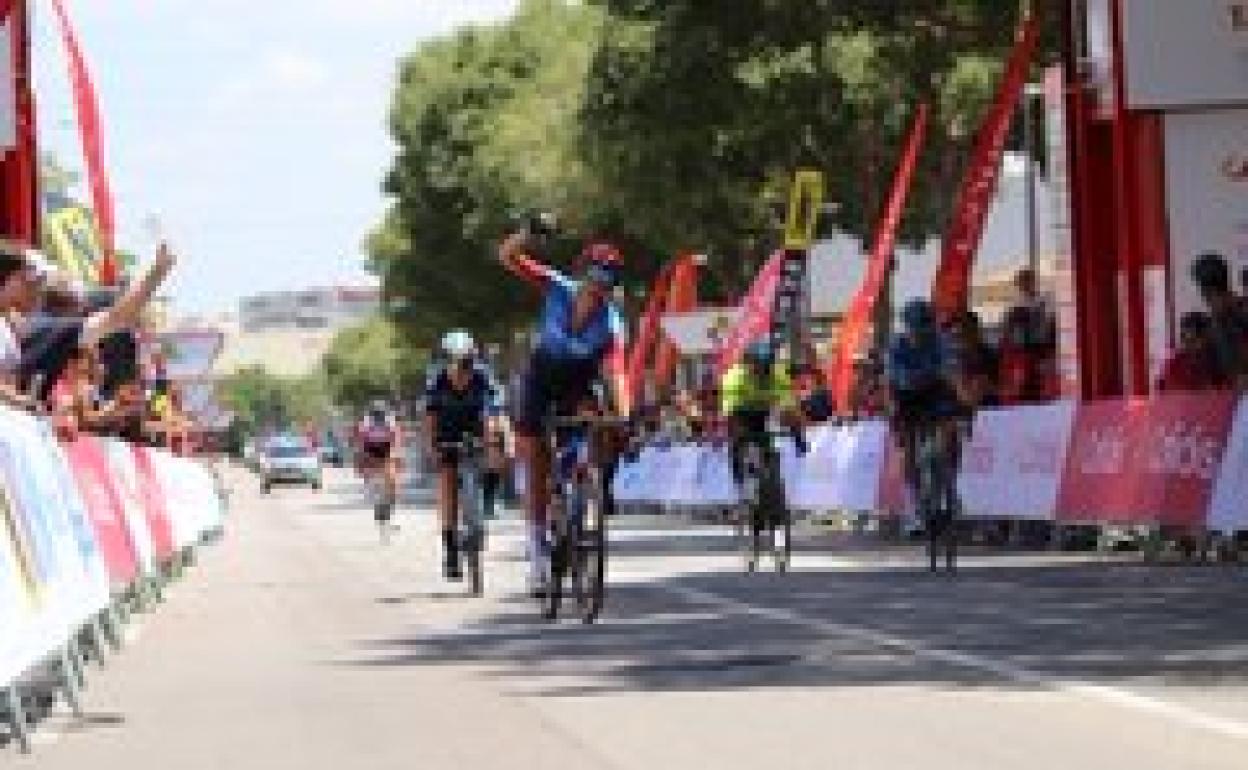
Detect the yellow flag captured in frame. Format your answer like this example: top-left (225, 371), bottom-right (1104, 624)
top-left (782, 169), bottom-right (825, 251)
top-left (44, 204), bottom-right (102, 283)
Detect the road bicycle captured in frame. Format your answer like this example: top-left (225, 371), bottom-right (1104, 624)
top-left (437, 438), bottom-right (490, 596)
top-left (911, 420), bottom-right (963, 574)
top-left (540, 415), bottom-right (624, 624)
top-left (735, 429), bottom-right (792, 574)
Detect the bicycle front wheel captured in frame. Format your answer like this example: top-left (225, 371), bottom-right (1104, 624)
top-left (574, 469), bottom-right (607, 624)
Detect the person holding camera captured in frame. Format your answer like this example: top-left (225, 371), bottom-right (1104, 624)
top-left (497, 214), bottom-right (627, 594)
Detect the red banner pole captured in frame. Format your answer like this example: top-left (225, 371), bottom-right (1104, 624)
top-left (625, 259), bottom-right (678, 411)
top-left (50, 0), bottom-right (117, 283)
top-left (932, 14), bottom-right (1041, 320)
top-left (0, 0), bottom-right (37, 246)
top-left (828, 104), bottom-right (930, 412)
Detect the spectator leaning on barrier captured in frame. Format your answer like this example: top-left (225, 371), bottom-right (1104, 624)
top-left (0, 244), bottom-right (40, 408)
top-left (949, 310), bottom-right (1001, 409)
top-left (999, 267), bottom-right (1058, 404)
top-left (849, 352), bottom-right (887, 420)
top-left (1190, 252), bottom-right (1248, 389)
top-left (792, 362), bottom-right (834, 424)
top-left (19, 243), bottom-right (176, 405)
top-left (1157, 311), bottom-right (1228, 393)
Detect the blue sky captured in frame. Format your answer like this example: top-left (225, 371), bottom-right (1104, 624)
top-left (32, 0), bottom-right (520, 315)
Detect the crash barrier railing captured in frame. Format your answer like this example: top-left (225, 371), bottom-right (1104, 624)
top-left (613, 392), bottom-right (1248, 537)
top-left (0, 405), bottom-right (226, 754)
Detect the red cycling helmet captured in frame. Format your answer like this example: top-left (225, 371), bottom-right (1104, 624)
top-left (581, 241), bottom-right (623, 269)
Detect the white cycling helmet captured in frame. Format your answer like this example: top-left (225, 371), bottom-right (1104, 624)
top-left (441, 330), bottom-right (477, 361)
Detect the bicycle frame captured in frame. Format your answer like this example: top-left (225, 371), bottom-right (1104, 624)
top-left (440, 439), bottom-right (488, 594)
top-left (539, 415), bottom-right (623, 623)
top-left (911, 419), bottom-right (963, 573)
top-left (736, 429), bottom-right (792, 574)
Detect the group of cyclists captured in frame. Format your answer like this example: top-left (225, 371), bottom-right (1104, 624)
top-left (347, 214), bottom-right (985, 600)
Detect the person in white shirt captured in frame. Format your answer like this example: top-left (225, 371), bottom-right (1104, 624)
top-left (0, 243), bottom-right (38, 409)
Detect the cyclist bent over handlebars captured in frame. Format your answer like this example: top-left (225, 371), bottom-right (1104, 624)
top-left (498, 220), bottom-right (627, 595)
top-left (424, 330), bottom-right (499, 581)
top-left (719, 340), bottom-right (806, 500)
top-left (886, 299), bottom-right (974, 526)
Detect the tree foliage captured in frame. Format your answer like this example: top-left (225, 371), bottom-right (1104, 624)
top-left (370, 0), bottom-right (1059, 331)
top-left (322, 317), bottom-right (426, 410)
top-left (217, 367), bottom-right (330, 435)
top-left (372, 0), bottom-right (618, 350)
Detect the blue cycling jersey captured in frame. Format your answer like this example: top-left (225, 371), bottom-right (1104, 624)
top-left (887, 331), bottom-right (960, 399)
top-left (535, 270), bottom-right (625, 364)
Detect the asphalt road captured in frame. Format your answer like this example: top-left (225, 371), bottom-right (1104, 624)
top-left (12, 465), bottom-right (1248, 769)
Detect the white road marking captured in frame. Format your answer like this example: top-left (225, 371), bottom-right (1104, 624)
top-left (666, 584), bottom-right (1248, 743)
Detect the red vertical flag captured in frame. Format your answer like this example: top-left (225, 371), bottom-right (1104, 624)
top-left (625, 260), bottom-right (677, 411)
top-left (932, 14), bottom-right (1040, 320)
top-left (654, 254), bottom-right (699, 391)
top-left (50, 0), bottom-right (118, 284)
top-left (0, 0), bottom-right (38, 246)
top-left (715, 251), bottom-right (786, 377)
top-left (828, 104), bottom-right (930, 411)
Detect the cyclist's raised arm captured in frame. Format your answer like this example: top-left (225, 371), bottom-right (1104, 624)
top-left (498, 231), bottom-right (556, 288)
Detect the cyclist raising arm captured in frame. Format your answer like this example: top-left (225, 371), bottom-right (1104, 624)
top-left (498, 222), bottom-right (626, 594)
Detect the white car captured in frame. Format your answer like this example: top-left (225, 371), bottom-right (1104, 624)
top-left (260, 439), bottom-right (323, 493)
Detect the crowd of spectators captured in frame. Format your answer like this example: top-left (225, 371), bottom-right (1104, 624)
top-left (0, 241), bottom-right (191, 451)
top-left (1157, 252), bottom-right (1248, 394)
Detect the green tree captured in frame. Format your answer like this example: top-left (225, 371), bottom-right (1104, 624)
top-left (217, 367), bottom-right (330, 435)
top-left (322, 318), bottom-right (425, 411)
top-left (372, 0), bottom-right (626, 349)
top-left (580, 0), bottom-right (1058, 280)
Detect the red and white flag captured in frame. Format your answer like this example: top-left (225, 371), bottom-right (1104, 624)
top-left (50, 0), bottom-right (118, 284)
top-left (828, 104), bottom-right (930, 411)
top-left (932, 14), bottom-right (1040, 320)
top-left (715, 251), bottom-right (785, 376)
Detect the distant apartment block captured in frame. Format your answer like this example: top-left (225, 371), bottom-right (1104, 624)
top-left (238, 286), bottom-right (381, 334)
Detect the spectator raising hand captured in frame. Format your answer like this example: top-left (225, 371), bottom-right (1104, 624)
top-left (20, 242), bottom-right (178, 403)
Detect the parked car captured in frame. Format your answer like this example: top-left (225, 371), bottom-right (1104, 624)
top-left (259, 438), bottom-right (323, 493)
top-left (319, 439), bottom-right (346, 468)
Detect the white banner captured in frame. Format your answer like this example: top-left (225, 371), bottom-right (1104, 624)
top-left (102, 440), bottom-right (157, 576)
top-left (789, 422), bottom-right (889, 512)
top-left (958, 402), bottom-right (1077, 520)
top-left (1210, 401), bottom-right (1248, 533)
top-left (1165, 109), bottom-right (1248, 330)
top-left (0, 409), bottom-right (109, 685)
top-left (0, 467), bottom-right (36, 686)
top-left (148, 450), bottom-right (222, 548)
top-left (1123, 0), bottom-right (1248, 110)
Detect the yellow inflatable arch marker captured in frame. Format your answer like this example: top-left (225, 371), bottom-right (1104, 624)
top-left (782, 169), bottom-right (825, 251)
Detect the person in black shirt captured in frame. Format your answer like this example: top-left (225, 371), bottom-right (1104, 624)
top-left (1191, 253), bottom-right (1248, 390)
top-left (424, 331), bottom-right (498, 581)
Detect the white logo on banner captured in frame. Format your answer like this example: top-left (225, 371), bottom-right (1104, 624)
top-left (958, 402), bottom-right (1077, 521)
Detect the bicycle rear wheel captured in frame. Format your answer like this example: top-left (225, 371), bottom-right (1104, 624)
top-left (776, 507), bottom-right (791, 574)
top-left (543, 518), bottom-right (567, 621)
top-left (574, 469), bottom-right (607, 624)
top-left (465, 529), bottom-right (483, 596)
top-left (747, 504), bottom-right (765, 574)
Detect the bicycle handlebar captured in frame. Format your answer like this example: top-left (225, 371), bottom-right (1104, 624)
top-left (548, 415), bottom-right (632, 429)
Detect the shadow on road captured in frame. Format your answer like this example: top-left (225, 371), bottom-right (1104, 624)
top-left (338, 531), bottom-right (1248, 699)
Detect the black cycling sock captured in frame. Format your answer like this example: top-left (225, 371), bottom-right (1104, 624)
top-left (442, 529), bottom-right (457, 560)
